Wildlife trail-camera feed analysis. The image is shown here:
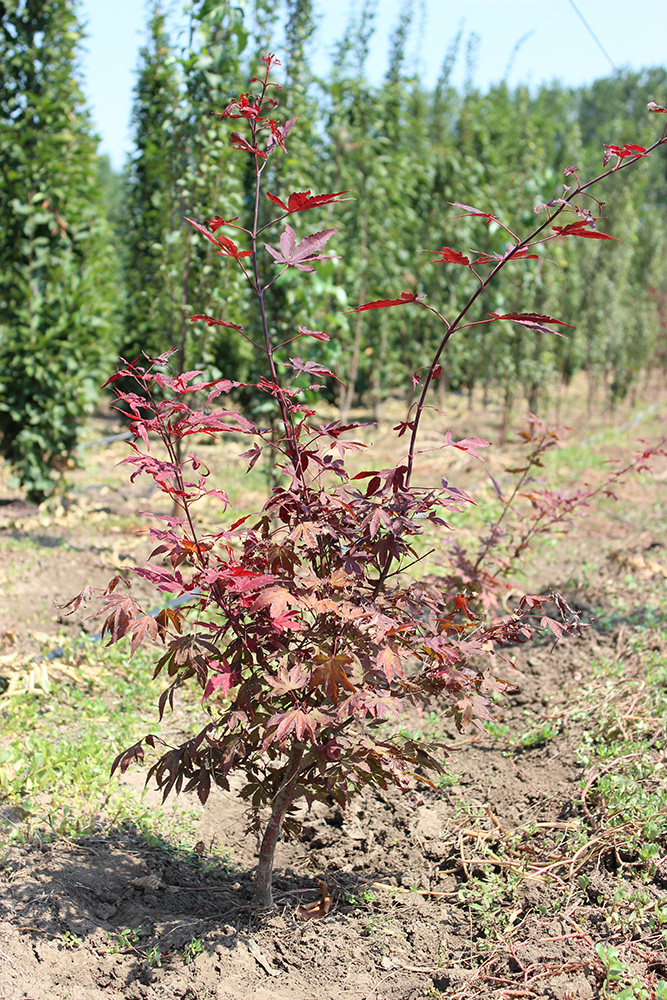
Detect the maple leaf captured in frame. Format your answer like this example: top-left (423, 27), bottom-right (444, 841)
top-left (285, 357), bottom-right (341, 383)
top-left (249, 585), bottom-right (293, 618)
top-left (57, 586), bottom-right (94, 615)
top-left (189, 314), bottom-right (244, 331)
top-left (267, 707), bottom-right (319, 744)
top-left (376, 646), bottom-right (404, 683)
top-left (426, 246), bottom-right (471, 266)
top-left (449, 201), bottom-right (498, 225)
top-left (130, 614), bottom-right (159, 657)
top-left (488, 312), bottom-right (573, 337)
top-left (264, 225), bottom-right (338, 272)
top-left (230, 131), bottom-right (267, 159)
top-left (297, 325), bottom-right (329, 341)
top-left (133, 565), bottom-right (186, 594)
top-left (184, 217), bottom-right (254, 258)
top-left (443, 431), bottom-right (490, 461)
top-left (351, 291), bottom-right (425, 312)
top-left (266, 116), bottom-right (297, 154)
top-left (266, 189), bottom-right (350, 213)
top-left (239, 442), bottom-right (263, 472)
top-left (206, 216), bottom-right (239, 231)
top-left (603, 143), bottom-right (648, 167)
top-left (202, 661), bottom-right (239, 700)
top-left (266, 664), bottom-right (308, 697)
top-left (310, 653), bottom-right (356, 704)
top-left (473, 247), bottom-right (541, 265)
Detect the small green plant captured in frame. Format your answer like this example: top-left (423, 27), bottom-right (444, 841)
top-left (518, 720), bottom-right (560, 749)
top-left (59, 930), bottom-right (82, 949)
top-left (595, 942), bottom-right (662, 1000)
top-left (457, 871), bottom-right (522, 944)
top-left (343, 887), bottom-right (376, 906)
top-left (145, 945), bottom-right (162, 968)
top-left (115, 928), bottom-right (141, 951)
top-left (183, 937), bottom-right (206, 964)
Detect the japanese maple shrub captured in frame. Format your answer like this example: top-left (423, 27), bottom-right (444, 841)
top-left (64, 60), bottom-right (667, 907)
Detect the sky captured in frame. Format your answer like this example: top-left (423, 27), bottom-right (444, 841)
top-left (77, 0), bottom-right (667, 169)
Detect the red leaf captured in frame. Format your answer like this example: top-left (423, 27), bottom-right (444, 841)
top-left (508, 249), bottom-right (542, 260)
top-left (266, 117), bottom-right (297, 154)
top-left (455, 594), bottom-right (475, 618)
top-left (473, 247), bottom-right (541, 265)
top-left (351, 291), bottom-right (425, 313)
top-left (185, 217), bottom-right (254, 258)
top-left (489, 312), bottom-right (574, 338)
top-left (189, 314), bottom-right (244, 331)
top-left (206, 216), bottom-right (239, 231)
top-left (603, 143), bottom-right (648, 166)
top-left (202, 663), bottom-right (238, 700)
top-left (297, 325), bottom-right (330, 341)
top-left (267, 191), bottom-right (288, 211)
top-left (285, 357), bottom-right (341, 383)
top-left (130, 614), bottom-right (159, 657)
top-left (183, 216), bottom-right (224, 249)
top-left (133, 565), bottom-right (185, 594)
top-left (229, 131), bottom-right (267, 159)
top-left (426, 246), bottom-right (471, 266)
top-left (443, 431), bottom-right (490, 461)
top-left (551, 220), bottom-right (616, 241)
top-left (377, 646), bottom-right (403, 683)
top-left (449, 202), bottom-right (498, 225)
top-left (264, 225), bottom-right (338, 273)
top-left (267, 189), bottom-right (350, 213)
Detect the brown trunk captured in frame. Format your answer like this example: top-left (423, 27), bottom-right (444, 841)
top-left (253, 752), bottom-right (303, 908)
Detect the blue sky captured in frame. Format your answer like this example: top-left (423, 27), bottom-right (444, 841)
top-left (77, 0), bottom-right (667, 169)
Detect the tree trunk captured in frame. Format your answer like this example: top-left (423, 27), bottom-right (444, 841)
top-left (253, 752), bottom-right (303, 908)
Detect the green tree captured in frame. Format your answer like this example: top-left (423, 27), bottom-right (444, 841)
top-left (0, 0), bottom-right (121, 501)
top-left (122, 1), bottom-right (249, 381)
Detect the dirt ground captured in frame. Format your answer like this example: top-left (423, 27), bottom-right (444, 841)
top-left (1, 391), bottom-right (666, 1000)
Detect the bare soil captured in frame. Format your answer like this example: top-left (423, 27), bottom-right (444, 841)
top-left (1, 390), bottom-right (667, 999)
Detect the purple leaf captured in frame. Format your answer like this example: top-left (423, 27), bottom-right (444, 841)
top-left (265, 226), bottom-right (339, 273)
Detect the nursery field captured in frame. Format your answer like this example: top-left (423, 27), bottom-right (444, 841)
top-left (1, 385), bottom-right (667, 1000)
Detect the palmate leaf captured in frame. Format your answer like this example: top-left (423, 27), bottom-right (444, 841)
top-left (550, 220), bottom-right (616, 241)
top-left (426, 246), bottom-right (471, 266)
top-left (184, 217), bottom-right (254, 258)
top-left (448, 201), bottom-right (498, 225)
top-left (443, 431), bottom-right (491, 461)
top-left (266, 188), bottom-right (350, 213)
top-left (351, 291), bottom-right (425, 312)
top-left (488, 312), bottom-right (574, 337)
top-left (603, 143), bottom-right (648, 165)
top-left (310, 653), bottom-right (356, 704)
top-left (189, 314), bottom-right (244, 332)
top-left (264, 225), bottom-right (338, 272)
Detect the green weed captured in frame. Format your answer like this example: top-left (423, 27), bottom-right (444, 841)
top-left (0, 634), bottom-right (208, 851)
top-left (183, 937), bottom-right (206, 964)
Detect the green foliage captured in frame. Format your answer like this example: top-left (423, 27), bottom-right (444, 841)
top-left (0, 0), bottom-right (121, 501)
top-left (3, 1), bottom-right (667, 505)
top-left (121, 1), bottom-right (250, 381)
top-left (0, 637), bottom-right (204, 845)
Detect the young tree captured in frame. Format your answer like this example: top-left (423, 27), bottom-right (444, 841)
top-left (0, 0), bottom-right (121, 500)
top-left (65, 57), bottom-right (667, 912)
